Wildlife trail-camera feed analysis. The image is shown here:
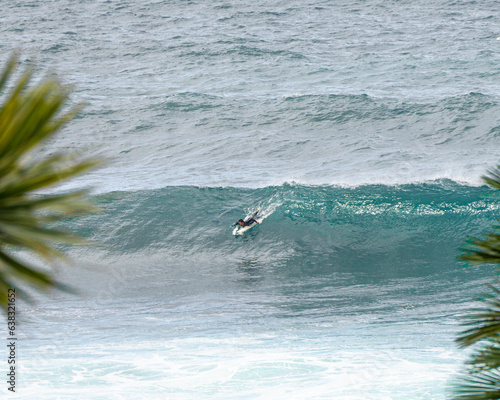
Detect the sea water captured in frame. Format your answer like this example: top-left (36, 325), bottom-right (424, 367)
top-left (2, 0), bottom-right (500, 399)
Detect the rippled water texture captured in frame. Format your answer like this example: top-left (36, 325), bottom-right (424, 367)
top-left (2, 0), bottom-right (500, 399)
top-left (3, 0), bottom-right (500, 189)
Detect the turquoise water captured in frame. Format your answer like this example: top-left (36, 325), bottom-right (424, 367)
top-left (2, 0), bottom-right (500, 398)
top-left (14, 183), bottom-right (500, 399)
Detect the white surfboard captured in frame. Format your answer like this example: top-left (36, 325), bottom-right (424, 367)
top-left (232, 210), bottom-right (263, 235)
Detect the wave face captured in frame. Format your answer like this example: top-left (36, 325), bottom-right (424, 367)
top-left (65, 182), bottom-right (498, 286)
top-left (19, 182), bottom-right (499, 400)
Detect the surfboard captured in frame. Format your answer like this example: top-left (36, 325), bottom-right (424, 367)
top-left (232, 210), bottom-right (262, 235)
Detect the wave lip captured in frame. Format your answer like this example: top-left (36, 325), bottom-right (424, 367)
top-left (59, 164), bottom-right (491, 195)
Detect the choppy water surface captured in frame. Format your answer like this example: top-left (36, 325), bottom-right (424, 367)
top-left (2, 0), bottom-right (500, 398)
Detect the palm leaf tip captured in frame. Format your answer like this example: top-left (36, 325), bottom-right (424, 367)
top-left (0, 53), bottom-right (101, 312)
top-left (451, 370), bottom-right (500, 400)
top-left (483, 166), bottom-right (500, 190)
top-left (0, 51), bottom-right (19, 94)
top-left (456, 284), bottom-right (500, 347)
top-left (454, 165), bottom-right (500, 397)
top-left (459, 227), bottom-right (500, 265)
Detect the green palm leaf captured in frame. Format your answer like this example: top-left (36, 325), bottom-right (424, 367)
top-left (457, 285), bottom-right (500, 349)
top-left (460, 167), bottom-right (500, 265)
top-left (452, 285), bottom-right (500, 399)
top-left (483, 167), bottom-right (500, 191)
top-left (452, 370), bottom-right (500, 400)
top-left (0, 53), bottom-right (100, 310)
top-left (460, 229), bottom-right (500, 265)
top-left (453, 168), bottom-right (500, 399)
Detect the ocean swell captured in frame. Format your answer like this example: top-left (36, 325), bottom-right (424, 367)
top-left (62, 182), bottom-right (498, 284)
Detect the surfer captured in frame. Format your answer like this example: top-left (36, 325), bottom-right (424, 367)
top-left (235, 210), bottom-right (260, 227)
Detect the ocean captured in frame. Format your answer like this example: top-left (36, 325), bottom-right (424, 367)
top-left (2, 0), bottom-right (500, 399)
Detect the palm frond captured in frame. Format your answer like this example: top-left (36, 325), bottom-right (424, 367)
top-left (460, 229), bottom-right (500, 265)
top-left (459, 167), bottom-right (500, 265)
top-left (0, 53), bottom-right (100, 310)
top-left (454, 164), bottom-right (500, 398)
top-left (483, 166), bottom-right (500, 191)
top-left (465, 344), bottom-right (500, 373)
top-left (457, 285), bottom-right (500, 348)
top-left (0, 51), bottom-right (18, 94)
top-left (452, 369), bottom-right (500, 400)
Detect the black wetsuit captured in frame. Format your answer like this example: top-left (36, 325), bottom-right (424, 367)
top-left (238, 210), bottom-right (260, 227)
top-left (243, 218), bottom-right (258, 227)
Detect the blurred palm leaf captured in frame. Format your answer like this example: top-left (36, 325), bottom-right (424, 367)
top-left (0, 53), bottom-right (100, 310)
top-left (460, 166), bottom-right (500, 265)
top-left (457, 284), bottom-right (500, 349)
top-left (452, 168), bottom-right (500, 399)
top-left (452, 370), bottom-right (500, 400)
top-left (460, 227), bottom-right (500, 265)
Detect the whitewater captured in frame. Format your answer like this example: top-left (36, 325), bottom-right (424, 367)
top-left (2, 0), bottom-right (500, 399)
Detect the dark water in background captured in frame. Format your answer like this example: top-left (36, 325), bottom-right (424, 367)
top-left (2, 0), bottom-right (500, 398)
top-left (3, 0), bottom-right (500, 190)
